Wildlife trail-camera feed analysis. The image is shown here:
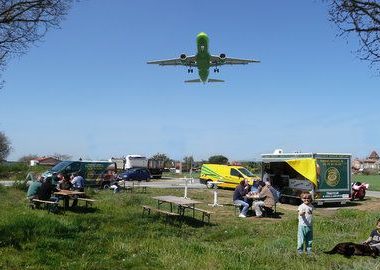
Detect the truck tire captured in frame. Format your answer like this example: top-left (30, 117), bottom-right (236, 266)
top-left (279, 196), bottom-right (288, 204)
top-left (206, 180), bottom-right (214, 189)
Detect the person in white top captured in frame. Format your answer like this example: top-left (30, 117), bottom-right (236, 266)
top-left (262, 169), bottom-right (271, 184)
top-left (297, 191), bottom-right (314, 255)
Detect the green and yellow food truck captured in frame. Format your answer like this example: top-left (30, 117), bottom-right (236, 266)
top-left (261, 153), bottom-right (351, 205)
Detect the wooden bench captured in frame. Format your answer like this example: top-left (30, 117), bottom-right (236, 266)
top-left (77, 198), bottom-right (96, 208)
top-left (190, 207), bottom-right (213, 223)
top-left (181, 205), bottom-right (214, 223)
top-left (142, 205), bottom-right (180, 225)
top-left (31, 199), bottom-right (59, 213)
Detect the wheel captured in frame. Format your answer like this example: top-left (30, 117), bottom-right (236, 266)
top-left (206, 180), bottom-right (214, 189)
top-left (359, 190), bottom-right (366, 200)
top-left (288, 198), bottom-right (298, 205)
top-left (102, 183), bottom-right (110, 189)
top-left (279, 196), bottom-right (288, 204)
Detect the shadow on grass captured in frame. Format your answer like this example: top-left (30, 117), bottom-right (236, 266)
top-left (315, 201), bottom-right (363, 209)
top-left (67, 206), bottom-right (99, 214)
top-left (142, 214), bottom-right (216, 228)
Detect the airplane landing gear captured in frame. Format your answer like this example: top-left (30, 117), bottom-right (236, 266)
top-left (187, 68), bottom-right (193, 73)
top-left (213, 68), bottom-right (220, 73)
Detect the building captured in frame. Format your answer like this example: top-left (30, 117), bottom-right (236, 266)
top-left (362, 150), bottom-right (380, 171)
top-left (30, 157), bottom-right (61, 166)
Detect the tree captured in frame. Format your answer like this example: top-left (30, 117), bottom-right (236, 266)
top-left (150, 153), bottom-right (173, 168)
top-left (0, 0), bottom-right (75, 76)
top-left (183, 155), bottom-right (194, 170)
top-left (208, 155), bottom-right (228, 165)
top-left (18, 154), bottom-right (39, 163)
top-left (329, 0), bottom-right (380, 70)
top-left (51, 153), bottom-right (71, 161)
top-left (0, 131), bottom-right (11, 161)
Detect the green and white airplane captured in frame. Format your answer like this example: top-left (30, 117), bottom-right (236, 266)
top-left (147, 32), bottom-right (260, 83)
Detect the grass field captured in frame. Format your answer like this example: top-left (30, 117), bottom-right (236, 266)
top-left (1, 185), bottom-right (380, 270)
top-left (353, 174), bottom-right (380, 192)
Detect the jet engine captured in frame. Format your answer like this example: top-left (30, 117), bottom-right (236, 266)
top-left (180, 54), bottom-right (187, 61)
top-left (219, 53), bottom-right (226, 60)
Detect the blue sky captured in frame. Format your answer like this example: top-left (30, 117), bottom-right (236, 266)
top-left (0, 0), bottom-right (379, 162)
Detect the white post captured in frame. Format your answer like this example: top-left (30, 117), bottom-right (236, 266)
top-left (213, 188), bottom-right (218, 205)
top-left (184, 178), bottom-right (189, 199)
top-left (209, 181), bottom-right (223, 207)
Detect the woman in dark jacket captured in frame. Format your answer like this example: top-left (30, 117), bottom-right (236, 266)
top-left (233, 179), bottom-right (250, 218)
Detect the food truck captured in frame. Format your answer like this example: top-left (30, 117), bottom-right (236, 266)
top-left (261, 152), bottom-right (351, 205)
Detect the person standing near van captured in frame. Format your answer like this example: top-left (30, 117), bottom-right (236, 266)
top-left (233, 179), bottom-right (250, 218)
top-left (262, 169), bottom-right (271, 184)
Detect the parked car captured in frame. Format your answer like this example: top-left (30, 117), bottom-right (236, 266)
top-left (117, 168), bottom-right (151, 181)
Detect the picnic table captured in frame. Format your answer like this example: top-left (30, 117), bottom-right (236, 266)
top-left (54, 190), bottom-right (85, 210)
top-left (152, 195), bottom-right (202, 218)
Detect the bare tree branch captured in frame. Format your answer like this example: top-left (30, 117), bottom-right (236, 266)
top-left (329, 0), bottom-right (380, 70)
top-left (0, 0), bottom-right (75, 77)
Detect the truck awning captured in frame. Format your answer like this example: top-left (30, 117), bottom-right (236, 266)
top-left (285, 158), bottom-right (317, 186)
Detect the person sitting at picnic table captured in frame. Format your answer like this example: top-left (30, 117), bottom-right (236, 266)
top-left (38, 177), bottom-right (59, 203)
top-left (26, 175), bottom-right (43, 201)
top-left (71, 173), bottom-right (85, 192)
top-left (70, 173), bottom-right (85, 207)
top-left (233, 179), bottom-right (250, 218)
top-left (250, 178), bottom-right (261, 193)
top-left (57, 173), bottom-right (72, 191)
top-left (252, 181), bottom-right (275, 218)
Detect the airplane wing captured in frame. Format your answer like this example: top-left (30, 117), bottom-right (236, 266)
top-left (147, 55), bottom-right (197, 66)
top-left (210, 55), bottom-right (260, 66)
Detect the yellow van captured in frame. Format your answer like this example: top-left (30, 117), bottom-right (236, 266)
top-left (199, 164), bottom-right (256, 189)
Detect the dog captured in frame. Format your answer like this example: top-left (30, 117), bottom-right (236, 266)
top-left (324, 242), bottom-right (379, 258)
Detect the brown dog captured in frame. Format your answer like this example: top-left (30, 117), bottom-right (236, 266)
top-left (324, 242), bottom-right (379, 258)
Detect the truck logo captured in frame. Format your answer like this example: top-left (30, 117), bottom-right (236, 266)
top-left (325, 167), bottom-right (340, 187)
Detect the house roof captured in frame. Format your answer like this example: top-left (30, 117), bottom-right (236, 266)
top-left (368, 151), bottom-right (379, 160)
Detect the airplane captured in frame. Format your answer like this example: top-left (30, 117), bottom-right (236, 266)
top-left (147, 32), bottom-right (260, 83)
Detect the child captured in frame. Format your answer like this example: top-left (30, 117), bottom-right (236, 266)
top-left (297, 192), bottom-right (314, 255)
top-left (362, 218), bottom-right (380, 252)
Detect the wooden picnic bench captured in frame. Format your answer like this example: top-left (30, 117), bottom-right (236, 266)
top-left (183, 206), bottom-right (213, 223)
top-left (77, 198), bottom-right (97, 208)
top-left (142, 205), bottom-right (180, 224)
top-left (31, 199), bottom-right (59, 213)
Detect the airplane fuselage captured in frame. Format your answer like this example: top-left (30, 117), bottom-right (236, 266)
top-left (196, 32), bottom-right (211, 83)
top-left (147, 32), bottom-right (259, 83)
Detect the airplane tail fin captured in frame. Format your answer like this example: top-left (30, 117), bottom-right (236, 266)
top-left (208, 78), bottom-right (225, 83)
top-left (184, 79), bottom-right (202, 83)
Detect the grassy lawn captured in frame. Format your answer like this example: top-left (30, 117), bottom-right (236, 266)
top-left (353, 174), bottom-right (380, 191)
top-left (1, 185), bottom-right (380, 270)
